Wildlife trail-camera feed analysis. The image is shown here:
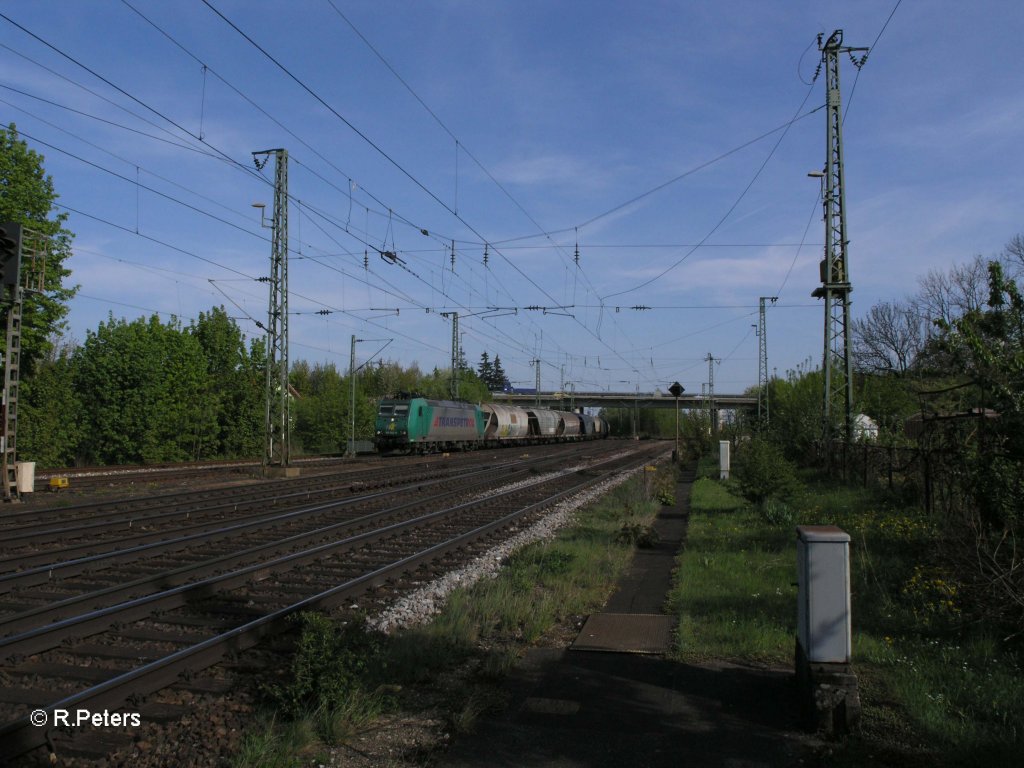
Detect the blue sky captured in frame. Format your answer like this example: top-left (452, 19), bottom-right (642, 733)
top-left (2, 1), bottom-right (1022, 397)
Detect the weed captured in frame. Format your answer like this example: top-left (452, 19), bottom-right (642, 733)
top-left (615, 522), bottom-right (659, 548)
top-left (448, 690), bottom-right (493, 735)
top-left (759, 498), bottom-right (795, 526)
top-left (262, 613), bottom-right (383, 719)
top-left (313, 689), bottom-right (386, 746)
top-left (232, 716), bottom-right (316, 768)
top-left (479, 647), bottom-right (519, 680)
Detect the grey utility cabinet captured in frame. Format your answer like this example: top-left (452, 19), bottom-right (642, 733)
top-left (796, 525), bottom-right (851, 663)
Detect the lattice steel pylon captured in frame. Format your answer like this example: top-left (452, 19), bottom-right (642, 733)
top-left (1, 224), bottom-right (48, 501)
top-left (758, 296), bottom-right (777, 427)
top-left (255, 149), bottom-right (290, 469)
top-left (705, 352), bottom-right (719, 438)
top-left (812, 31), bottom-right (867, 448)
top-left (2, 278), bottom-right (22, 502)
top-left (441, 311), bottom-right (459, 399)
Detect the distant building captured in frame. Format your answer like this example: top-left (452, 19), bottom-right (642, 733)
top-left (853, 413), bottom-right (879, 442)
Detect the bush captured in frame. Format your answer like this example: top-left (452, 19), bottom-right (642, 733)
top-left (263, 612), bottom-right (383, 719)
top-left (735, 438), bottom-right (803, 511)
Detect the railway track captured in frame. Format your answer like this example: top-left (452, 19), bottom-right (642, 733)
top-left (0, 441), bottom-right (666, 764)
top-left (25, 453), bottom-right (431, 498)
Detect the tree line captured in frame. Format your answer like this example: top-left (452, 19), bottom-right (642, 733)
top-left (1, 124), bottom-right (521, 467)
top-left (20, 307), bottom-right (515, 467)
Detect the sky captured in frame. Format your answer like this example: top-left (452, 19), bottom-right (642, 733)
top-left (1, 0), bottom-right (1022, 398)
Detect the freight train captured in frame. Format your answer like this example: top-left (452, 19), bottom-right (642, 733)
top-left (374, 396), bottom-right (609, 453)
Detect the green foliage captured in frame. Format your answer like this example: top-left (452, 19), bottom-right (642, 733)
top-left (734, 437), bottom-right (803, 510)
top-left (411, 365), bottom-right (491, 403)
top-left (291, 361), bottom-right (363, 454)
top-left (74, 314), bottom-right (211, 464)
top-left (764, 369), bottom-right (824, 460)
top-left (190, 307), bottom-right (263, 458)
top-left (600, 402), bottom-right (695, 442)
top-left (933, 260), bottom-right (1024, 630)
top-left (0, 124), bottom-right (78, 376)
top-left (615, 522), bottom-right (659, 547)
top-left (759, 498), bottom-right (795, 526)
top-left (856, 372), bottom-right (919, 443)
top-left (476, 351), bottom-right (509, 391)
top-left (671, 472), bottom-right (1024, 766)
top-left (18, 340), bottom-right (83, 467)
top-left (263, 613), bottom-right (383, 721)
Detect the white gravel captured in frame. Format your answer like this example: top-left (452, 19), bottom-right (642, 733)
top-left (366, 454), bottom-right (663, 634)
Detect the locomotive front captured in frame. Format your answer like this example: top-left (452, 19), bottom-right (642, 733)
top-left (374, 399), bottom-right (411, 452)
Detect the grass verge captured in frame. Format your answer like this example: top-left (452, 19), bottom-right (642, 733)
top-left (233, 462), bottom-right (676, 767)
top-left (668, 469), bottom-right (1024, 767)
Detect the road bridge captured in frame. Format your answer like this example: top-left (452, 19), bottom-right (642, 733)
top-left (490, 391), bottom-right (756, 411)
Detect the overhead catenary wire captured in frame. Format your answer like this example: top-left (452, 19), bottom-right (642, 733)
top-left (0, 4), bottom-right (898, 392)
top-left (114, 1), bottom-right (568, 368)
top-left (603, 87), bottom-right (823, 300)
top-left (200, 0), bottom-right (646, 379)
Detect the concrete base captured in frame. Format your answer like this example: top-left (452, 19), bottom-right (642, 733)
top-left (795, 639), bottom-right (860, 735)
top-left (263, 466), bottom-right (301, 479)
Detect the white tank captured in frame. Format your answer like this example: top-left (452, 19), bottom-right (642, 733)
top-left (481, 403), bottom-right (530, 440)
top-left (527, 408), bottom-right (560, 437)
top-left (552, 410), bottom-right (582, 437)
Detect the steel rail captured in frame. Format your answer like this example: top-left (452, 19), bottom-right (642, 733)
top-left (0, 460), bottom-right (548, 634)
top-left (0, 444), bottom-right (666, 761)
top-left (0, 457), bottom-right (469, 536)
top-left (0, 447), bottom-right (651, 661)
top-left (0, 448), bottom-right (587, 590)
top-left (0, 462), bottom-right (508, 583)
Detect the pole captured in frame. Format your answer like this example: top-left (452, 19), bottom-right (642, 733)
top-left (440, 312), bottom-right (460, 400)
top-left (674, 395), bottom-right (680, 457)
top-left (813, 30), bottom-right (865, 454)
top-left (758, 296), bottom-right (777, 428)
top-left (534, 359), bottom-right (541, 407)
top-left (350, 334), bottom-right (357, 458)
top-left (705, 353), bottom-right (719, 440)
top-left (668, 381), bottom-right (684, 463)
top-left (634, 382), bottom-right (638, 440)
top-left (256, 148), bottom-right (290, 469)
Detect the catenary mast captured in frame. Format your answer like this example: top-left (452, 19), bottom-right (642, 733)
top-left (812, 31), bottom-right (867, 452)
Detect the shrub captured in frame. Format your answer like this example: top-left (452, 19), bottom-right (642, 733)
top-left (263, 612), bottom-right (383, 719)
top-left (735, 438), bottom-right (803, 510)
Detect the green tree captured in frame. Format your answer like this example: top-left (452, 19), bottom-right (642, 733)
top-left (491, 354), bottom-right (509, 391)
top-left (0, 124), bottom-right (78, 375)
top-left (190, 307), bottom-right (262, 458)
top-left (361, 359), bottom-right (423, 399)
top-left (75, 314), bottom-right (212, 464)
top-left (18, 338), bottom-right (83, 467)
top-left (766, 369), bottom-right (825, 461)
top-left (476, 352), bottom-right (494, 388)
top-left (735, 437), bottom-right (803, 510)
top-left (291, 362), bottom-right (348, 454)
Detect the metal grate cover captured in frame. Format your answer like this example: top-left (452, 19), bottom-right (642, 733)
top-left (570, 613), bottom-right (675, 654)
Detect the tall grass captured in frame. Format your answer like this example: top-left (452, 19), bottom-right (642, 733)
top-left (670, 470), bottom-right (1024, 766)
top-left (668, 477), bottom-right (794, 661)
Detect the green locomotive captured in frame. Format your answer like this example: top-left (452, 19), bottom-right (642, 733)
top-left (374, 396), bottom-right (485, 453)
